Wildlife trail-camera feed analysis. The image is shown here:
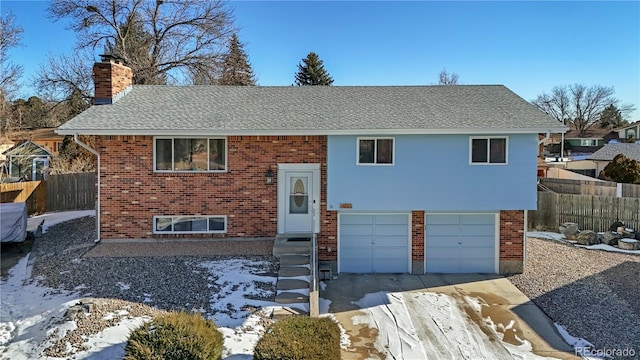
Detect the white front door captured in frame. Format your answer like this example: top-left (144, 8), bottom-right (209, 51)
top-left (278, 164), bottom-right (320, 234)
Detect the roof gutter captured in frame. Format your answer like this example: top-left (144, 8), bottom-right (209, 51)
top-left (73, 134), bottom-right (100, 243)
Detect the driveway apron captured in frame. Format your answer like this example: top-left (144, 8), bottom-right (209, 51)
top-left (321, 273), bottom-right (580, 360)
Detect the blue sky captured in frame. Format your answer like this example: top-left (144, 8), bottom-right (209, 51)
top-left (2, 1), bottom-right (639, 120)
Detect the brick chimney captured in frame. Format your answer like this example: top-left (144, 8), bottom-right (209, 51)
top-left (93, 54), bottom-right (133, 105)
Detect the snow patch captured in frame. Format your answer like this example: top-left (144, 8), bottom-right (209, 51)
top-left (576, 243), bottom-right (640, 255)
top-left (527, 231), bottom-right (566, 242)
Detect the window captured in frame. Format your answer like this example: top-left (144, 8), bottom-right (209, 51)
top-left (357, 137), bottom-right (394, 165)
top-left (154, 137), bottom-right (226, 172)
top-left (470, 137), bottom-right (507, 164)
top-left (153, 215), bottom-right (227, 234)
top-left (580, 139), bottom-right (597, 146)
top-left (626, 130), bottom-right (636, 140)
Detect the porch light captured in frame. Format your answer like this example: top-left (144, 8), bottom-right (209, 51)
top-left (265, 166), bottom-right (274, 185)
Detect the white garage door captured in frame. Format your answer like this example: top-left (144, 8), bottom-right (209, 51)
top-left (340, 214), bottom-right (409, 273)
top-left (425, 214), bottom-right (496, 273)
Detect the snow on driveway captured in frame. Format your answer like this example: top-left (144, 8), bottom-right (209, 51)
top-left (352, 291), bottom-right (561, 360)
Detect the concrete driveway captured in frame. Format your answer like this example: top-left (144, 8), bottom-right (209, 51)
top-left (321, 274), bottom-right (581, 360)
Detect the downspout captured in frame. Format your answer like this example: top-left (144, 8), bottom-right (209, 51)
top-left (73, 134), bottom-right (100, 243)
top-left (538, 131), bottom-right (550, 146)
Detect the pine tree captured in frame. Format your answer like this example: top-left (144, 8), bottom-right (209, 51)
top-left (219, 34), bottom-right (256, 86)
top-left (598, 104), bottom-right (627, 129)
top-left (294, 52), bottom-right (333, 86)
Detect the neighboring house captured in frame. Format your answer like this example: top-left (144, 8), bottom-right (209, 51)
top-left (563, 128), bottom-right (619, 154)
top-left (588, 143), bottom-right (640, 176)
top-left (10, 128), bottom-right (65, 156)
top-left (615, 120), bottom-right (640, 141)
top-left (56, 56), bottom-right (565, 275)
top-left (2, 140), bottom-right (52, 180)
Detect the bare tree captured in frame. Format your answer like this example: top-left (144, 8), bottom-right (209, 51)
top-left (438, 68), bottom-right (459, 85)
top-left (0, 12), bottom-right (23, 99)
top-left (48, 0), bottom-right (236, 85)
top-left (533, 84), bottom-right (634, 136)
top-left (1, 12), bottom-right (24, 134)
top-left (33, 51), bottom-right (93, 126)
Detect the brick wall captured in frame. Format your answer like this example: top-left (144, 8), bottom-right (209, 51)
top-left (499, 210), bottom-right (525, 273)
top-left (411, 211), bottom-right (425, 261)
top-left (97, 135), bottom-right (334, 260)
top-left (93, 59), bottom-right (133, 103)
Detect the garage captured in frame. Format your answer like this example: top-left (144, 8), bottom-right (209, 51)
top-left (425, 214), bottom-right (496, 273)
top-left (339, 214), bottom-right (410, 273)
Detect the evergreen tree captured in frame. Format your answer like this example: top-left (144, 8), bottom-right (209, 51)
top-left (294, 52), bottom-right (333, 86)
top-left (598, 104), bottom-right (627, 129)
top-left (601, 154), bottom-right (640, 183)
top-left (219, 34), bottom-right (256, 85)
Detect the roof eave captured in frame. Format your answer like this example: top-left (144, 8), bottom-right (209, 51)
top-left (56, 127), bottom-right (569, 137)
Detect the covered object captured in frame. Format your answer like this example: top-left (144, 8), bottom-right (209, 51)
top-left (1, 202), bottom-right (27, 243)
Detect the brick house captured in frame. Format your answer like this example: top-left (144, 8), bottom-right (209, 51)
top-left (57, 56), bottom-right (565, 274)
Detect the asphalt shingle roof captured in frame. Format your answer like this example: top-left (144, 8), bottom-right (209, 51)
top-left (57, 85), bottom-right (565, 135)
top-left (588, 143), bottom-right (640, 161)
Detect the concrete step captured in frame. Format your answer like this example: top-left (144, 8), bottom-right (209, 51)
top-left (273, 241), bottom-right (311, 256)
top-left (278, 266), bottom-right (310, 277)
top-left (275, 291), bottom-right (309, 304)
top-left (279, 254), bottom-right (310, 266)
top-left (271, 306), bottom-right (308, 320)
top-left (276, 279), bottom-right (310, 291)
top-left (273, 246), bottom-right (311, 256)
top-left (273, 234), bottom-right (312, 256)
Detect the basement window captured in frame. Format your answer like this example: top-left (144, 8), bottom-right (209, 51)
top-left (153, 215), bottom-right (227, 234)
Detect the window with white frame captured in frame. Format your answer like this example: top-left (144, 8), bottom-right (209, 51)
top-left (357, 137), bottom-right (394, 165)
top-left (580, 139), bottom-right (598, 146)
top-left (155, 137), bottom-right (226, 172)
top-left (153, 215), bottom-right (227, 234)
top-left (470, 137), bottom-right (507, 164)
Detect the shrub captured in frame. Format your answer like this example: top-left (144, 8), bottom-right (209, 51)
top-left (124, 311), bottom-right (223, 360)
top-left (602, 154), bottom-right (640, 183)
top-left (254, 316), bottom-right (341, 360)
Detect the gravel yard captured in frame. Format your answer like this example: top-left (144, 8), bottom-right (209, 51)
top-left (509, 237), bottom-right (640, 357)
top-left (29, 216), bottom-right (278, 316)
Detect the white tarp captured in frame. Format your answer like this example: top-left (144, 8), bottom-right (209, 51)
top-left (1, 202), bottom-right (27, 243)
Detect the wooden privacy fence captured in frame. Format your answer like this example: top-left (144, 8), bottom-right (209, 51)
top-left (621, 183), bottom-right (640, 198)
top-left (539, 177), bottom-right (640, 198)
top-left (0, 180), bottom-right (46, 214)
top-left (529, 191), bottom-right (640, 232)
top-left (46, 172), bottom-right (96, 212)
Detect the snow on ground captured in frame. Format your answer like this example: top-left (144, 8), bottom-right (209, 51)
top-left (553, 324), bottom-right (604, 360)
top-left (527, 232), bottom-right (640, 255)
top-left (576, 243), bottom-right (640, 255)
top-left (0, 253), bottom-right (284, 360)
top-left (192, 259), bottom-right (279, 328)
top-left (527, 231), bottom-right (566, 242)
top-left (0, 255), bottom-right (79, 359)
top-left (352, 291), bottom-right (561, 360)
top-left (29, 210), bottom-right (96, 233)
